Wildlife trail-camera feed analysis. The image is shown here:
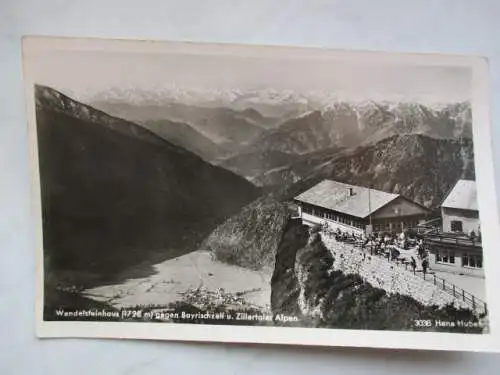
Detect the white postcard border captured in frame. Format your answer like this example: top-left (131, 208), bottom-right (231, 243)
top-left (23, 36), bottom-right (500, 352)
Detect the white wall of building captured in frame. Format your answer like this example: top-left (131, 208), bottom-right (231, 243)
top-left (428, 250), bottom-right (484, 278)
top-left (441, 207), bottom-right (480, 234)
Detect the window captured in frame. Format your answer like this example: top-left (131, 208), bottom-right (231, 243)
top-left (462, 253), bottom-right (483, 269)
top-left (436, 250), bottom-right (455, 264)
top-left (451, 220), bottom-right (463, 232)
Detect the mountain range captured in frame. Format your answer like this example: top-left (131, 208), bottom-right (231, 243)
top-left (91, 101), bottom-right (277, 154)
top-left (212, 100), bottom-right (471, 185)
top-left (35, 85), bottom-right (260, 281)
top-left (246, 101), bottom-right (472, 154)
top-left (91, 93), bottom-right (472, 178)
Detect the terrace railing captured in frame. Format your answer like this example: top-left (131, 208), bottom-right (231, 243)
top-left (334, 235), bottom-right (488, 316)
top-left (417, 271), bottom-right (488, 316)
top-left (424, 232), bottom-right (482, 248)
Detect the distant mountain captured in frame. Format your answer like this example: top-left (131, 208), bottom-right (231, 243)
top-left (238, 107), bottom-right (279, 129)
top-left (89, 87), bottom-right (314, 119)
top-left (35, 85), bottom-right (260, 280)
top-left (252, 146), bottom-right (346, 187)
top-left (437, 102), bottom-right (473, 139)
top-left (248, 111), bottom-right (335, 154)
top-left (216, 150), bottom-right (299, 180)
top-left (267, 134), bottom-right (475, 208)
top-left (364, 101), bottom-right (473, 143)
top-left (91, 101), bottom-right (273, 148)
top-left (247, 101), bottom-right (472, 156)
top-left (140, 119), bottom-right (223, 161)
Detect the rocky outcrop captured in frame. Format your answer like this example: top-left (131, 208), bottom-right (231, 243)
top-left (271, 221), bottom-right (483, 332)
top-left (270, 219), bottom-right (309, 317)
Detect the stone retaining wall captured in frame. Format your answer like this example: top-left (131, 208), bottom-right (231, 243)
top-left (321, 234), bottom-right (470, 310)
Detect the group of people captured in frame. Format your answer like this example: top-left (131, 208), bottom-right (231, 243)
top-left (322, 224), bottom-right (431, 275)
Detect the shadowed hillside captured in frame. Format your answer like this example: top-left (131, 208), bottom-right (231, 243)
top-left (140, 119), bottom-right (223, 161)
top-left (91, 101), bottom-right (269, 149)
top-left (35, 85), bottom-right (260, 283)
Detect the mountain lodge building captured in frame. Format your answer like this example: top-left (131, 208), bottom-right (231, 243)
top-left (294, 180), bottom-right (431, 236)
top-left (424, 179), bottom-right (484, 277)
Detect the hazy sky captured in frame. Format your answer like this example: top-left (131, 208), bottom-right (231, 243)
top-left (29, 49), bottom-right (472, 104)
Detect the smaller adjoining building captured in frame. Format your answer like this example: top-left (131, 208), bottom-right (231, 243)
top-left (294, 179), bottom-right (431, 236)
top-left (441, 179), bottom-right (480, 235)
top-left (425, 179), bottom-right (484, 278)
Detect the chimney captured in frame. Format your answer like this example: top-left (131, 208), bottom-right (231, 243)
top-left (347, 187), bottom-right (354, 197)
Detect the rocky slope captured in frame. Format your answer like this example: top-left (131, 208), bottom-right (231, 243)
top-left (270, 222), bottom-right (483, 332)
top-left (247, 101), bottom-right (472, 156)
top-left (258, 134), bottom-right (475, 208)
top-left (202, 197), bottom-right (290, 272)
top-left (35, 85), bottom-right (261, 282)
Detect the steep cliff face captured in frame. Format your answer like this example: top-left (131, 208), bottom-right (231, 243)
top-left (271, 222), bottom-right (483, 332)
top-left (270, 219), bottom-right (309, 316)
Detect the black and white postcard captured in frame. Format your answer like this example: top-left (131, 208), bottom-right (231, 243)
top-left (22, 36), bottom-right (500, 352)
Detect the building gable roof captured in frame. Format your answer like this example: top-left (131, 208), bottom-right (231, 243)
top-left (294, 179), bottom-right (401, 219)
top-left (441, 179), bottom-right (477, 211)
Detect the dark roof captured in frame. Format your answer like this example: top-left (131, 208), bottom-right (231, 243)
top-left (294, 179), bottom-right (401, 219)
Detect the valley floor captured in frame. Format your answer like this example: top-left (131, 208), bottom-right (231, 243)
top-left (83, 250), bottom-right (272, 310)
